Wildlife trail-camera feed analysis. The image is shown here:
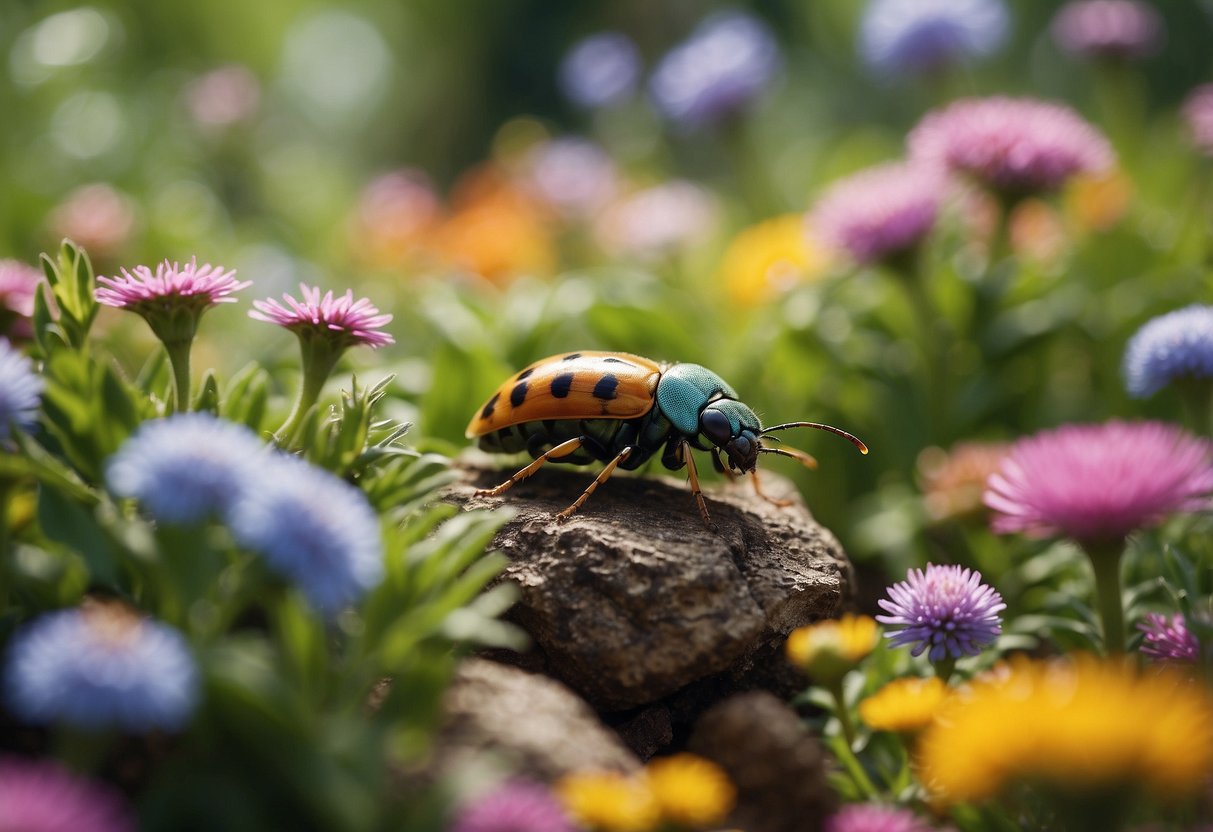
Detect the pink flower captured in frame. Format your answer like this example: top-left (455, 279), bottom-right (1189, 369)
top-left (449, 781), bottom-right (575, 832)
top-left (0, 756), bottom-right (134, 832)
top-left (1183, 84), bottom-right (1213, 157)
top-left (984, 421), bottom-right (1213, 543)
top-left (1051, 1), bottom-right (1165, 61)
top-left (909, 96), bottom-right (1114, 194)
top-left (0, 259), bottom-right (43, 339)
top-left (48, 184), bottom-right (136, 258)
top-left (825, 803), bottom-right (936, 832)
top-left (1138, 612), bottom-right (1200, 663)
top-left (249, 284), bottom-right (394, 348)
top-left (184, 64), bottom-right (260, 129)
top-left (810, 162), bottom-right (947, 265)
top-left (96, 258), bottom-right (249, 313)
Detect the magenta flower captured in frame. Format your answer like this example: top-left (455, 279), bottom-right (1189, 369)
top-left (984, 421), bottom-right (1213, 544)
top-left (96, 257), bottom-right (248, 315)
top-left (1051, 1), bottom-right (1164, 61)
top-left (249, 284), bottom-right (394, 349)
top-left (251, 284), bottom-right (394, 444)
top-left (97, 258), bottom-right (249, 412)
top-left (908, 96), bottom-right (1115, 195)
top-left (448, 781), bottom-right (575, 832)
top-left (1138, 612), bottom-right (1200, 663)
top-left (877, 564), bottom-right (1005, 663)
top-left (825, 803), bottom-right (935, 832)
top-left (810, 162), bottom-right (947, 266)
top-left (0, 259), bottom-right (42, 340)
top-left (1183, 84), bottom-right (1213, 157)
top-left (0, 757), bottom-right (134, 832)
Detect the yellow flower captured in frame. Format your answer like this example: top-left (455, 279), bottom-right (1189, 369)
top-left (786, 614), bottom-right (878, 685)
top-left (644, 753), bottom-right (736, 828)
top-left (556, 770), bottom-right (660, 832)
top-left (1064, 168), bottom-right (1132, 233)
top-left (717, 215), bottom-right (828, 307)
top-left (859, 676), bottom-right (947, 734)
top-left (918, 655), bottom-right (1213, 806)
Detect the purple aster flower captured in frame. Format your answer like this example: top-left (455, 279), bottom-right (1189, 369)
top-left (859, 0), bottom-right (1009, 76)
top-left (649, 10), bottom-right (781, 128)
top-left (0, 756), bottom-right (134, 832)
top-left (810, 162), bottom-right (948, 265)
top-left (558, 32), bottom-right (641, 110)
top-left (825, 803), bottom-right (936, 832)
top-left (96, 257), bottom-right (249, 320)
top-left (105, 413), bottom-right (268, 525)
top-left (1051, 1), bottom-right (1165, 61)
top-left (249, 284), bottom-right (394, 349)
top-left (1138, 612), bottom-right (1200, 663)
top-left (5, 602), bottom-right (199, 732)
top-left (0, 259), bottom-right (43, 340)
top-left (228, 454), bottom-right (383, 616)
top-left (876, 564), bottom-right (1005, 662)
top-left (908, 96), bottom-right (1115, 195)
top-left (1123, 305), bottom-right (1213, 399)
top-left (522, 137), bottom-right (618, 220)
top-left (449, 781), bottom-right (576, 832)
top-left (984, 421), bottom-right (1213, 543)
top-left (0, 339), bottom-right (43, 436)
top-left (1182, 84), bottom-right (1213, 157)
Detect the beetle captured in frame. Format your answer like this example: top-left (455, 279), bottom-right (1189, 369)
top-left (466, 351), bottom-right (867, 529)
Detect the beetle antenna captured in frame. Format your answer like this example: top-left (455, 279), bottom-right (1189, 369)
top-left (759, 446), bottom-right (818, 469)
top-left (760, 421), bottom-right (869, 455)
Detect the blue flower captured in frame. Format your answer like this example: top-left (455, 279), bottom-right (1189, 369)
top-left (1123, 305), bottom-right (1213, 399)
top-left (106, 413), bottom-right (269, 525)
top-left (876, 564), bottom-right (1005, 662)
top-left (0, 339), bottom-right (43, 435)
top-left (649, 10), bottom-right (780, 128)
top-left (5, 602), bottom-right (199, 732)
top-left (859, 0), bottom-right (1008, 75)
top-left (558, 32), bottom-right (641, 110)
top-left (228, 454), bottom-right (384, 616)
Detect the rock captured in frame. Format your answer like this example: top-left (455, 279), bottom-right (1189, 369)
top-left (448, 464), bottom-right (853, 712)
top-left (688, 691), bottom-right (837, 832)
top-left (432, 658), bottom-right (640, 783)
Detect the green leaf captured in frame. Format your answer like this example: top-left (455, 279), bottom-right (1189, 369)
top-left (36, 485), bottom-right (121, 587)
top-left (194, 370), bottom-right (221, 415)
top-left (222, 362), bottom-right (272, 431)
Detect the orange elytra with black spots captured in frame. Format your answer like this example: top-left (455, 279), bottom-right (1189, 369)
top-left (468, 350), bottom-right (868, 530)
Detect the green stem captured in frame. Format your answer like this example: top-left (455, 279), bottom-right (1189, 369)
top-left (896, 245), bottom-right (950, 442)
top-left (826, 681), bottom-right (879, 799)
top-left (164, 340), bottom-right (193, 414)
top-left (274, 337), bottom-right (344, 447)
top-left (931, 654), bottom-right (957, 683)
top-left (1175, 378), bottom-right (1213, 438)
top-left (1083, 540), bottom-right (1127, 655)
top-left (0, 479), bottom-right (12, 611)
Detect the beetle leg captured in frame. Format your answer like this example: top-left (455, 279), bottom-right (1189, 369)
top-left (752, 470), bottom-right (794, 507)
top-left (477, 436), bottom-right (584, 497)
top-left (711, 448), bottom-right (738, 481)
top-left (683, 441), bottom-right (718, 532)
top-left (557, 446), bottom-right (634, 519)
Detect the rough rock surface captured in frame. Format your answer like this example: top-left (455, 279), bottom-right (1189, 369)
top-left (688, 691), bottom-right (837, 832)
top-left (432, 658), bottom-right (640, 783)
top-left (448, 464), bottom-right (853, 712)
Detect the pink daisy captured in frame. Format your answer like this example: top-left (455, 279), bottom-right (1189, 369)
top-left (0, 259), bottom-right (43, 339)
top-left (96, 258), bottom-right (249, 313)
top-left (908, 96), bottom-right (1115, 195)
top-left (984, 421), bottom-right (1213, 543)
top-left (810, 161), bottom-right (947, 265)
top-left (0, 756), bottom-right (134, 832)
top-left (1051, 1), bottom-right (1165, 61)
top-left (449, 781), bottom-right (575, 832)
top-left (1138, 612), bottom-right (1200, 663)
top-left (249, 284), bottom-right (394, 349)
top-left (1182, 84), bottom-right (1213, 157)
top-left (825, 803), bottom-right (936, 832)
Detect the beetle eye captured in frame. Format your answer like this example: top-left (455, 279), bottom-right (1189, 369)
top-left (700, 409), bottom-right (733, 445)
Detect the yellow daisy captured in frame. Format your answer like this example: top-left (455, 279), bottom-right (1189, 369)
top-left (786, 614), bottom-right (878, 685)
top-left (644, 753), bottom-right (736, 828)
top-left (716, 214), bottom-right (828, 307)
top-left (555, 770), bottom-right (659, 832)
top-left (918, 655), bottom-right (1213, 806)
top-left (859, 676), bottom-right (948, 734)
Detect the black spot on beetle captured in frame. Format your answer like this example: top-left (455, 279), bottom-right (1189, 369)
top-left (480, 392), bottom-right (499, 420)
top-left (563, 352), bottom-right (582, 361)
top-left (592, 374), bottom-right (619, 400)
top-left (510, 381), bottom-right (529, 408)
top-left (602, 357), bottom-right (631, 365)
top-left (516, 367), bottom-right (535, 380)
top-left (550, 373), bottom-right (574, 398)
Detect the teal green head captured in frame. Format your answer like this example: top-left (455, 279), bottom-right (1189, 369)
top-left (655, 362), bottom-right (868, 474)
